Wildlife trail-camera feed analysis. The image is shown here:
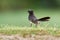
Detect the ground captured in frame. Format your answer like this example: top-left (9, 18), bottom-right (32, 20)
top-left (0, 27), bottom-right (60, 40)
top-left (0, 34), bottom-right (60, 40)
top-left (0, 9), bottom-right (60, 40)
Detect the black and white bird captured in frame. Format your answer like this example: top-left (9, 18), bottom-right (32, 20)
top-left (28, 9), bottom-right (50, 27)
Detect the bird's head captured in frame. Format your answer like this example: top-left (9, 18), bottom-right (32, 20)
top-left (28, 9), bottom-right (34, 15)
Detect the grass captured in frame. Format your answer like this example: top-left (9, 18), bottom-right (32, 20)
top-left (0, 25), bottom-right (60, 37)
top-left (0, 9), bottom-right (60, 37)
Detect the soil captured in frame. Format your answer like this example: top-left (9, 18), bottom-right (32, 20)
top-left (0, 34), bottom-right (60, 40)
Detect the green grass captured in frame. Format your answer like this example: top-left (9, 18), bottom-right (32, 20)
top-left (0, 25), bottom-right (60, 37)
top-left (0, 9), bottom-right (60, 37)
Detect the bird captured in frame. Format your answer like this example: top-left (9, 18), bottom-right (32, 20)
top-left (28, 9), bottom-right (50, 27)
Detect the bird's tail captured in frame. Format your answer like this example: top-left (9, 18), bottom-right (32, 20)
top-left (37, 17), bottom-right (50, 21)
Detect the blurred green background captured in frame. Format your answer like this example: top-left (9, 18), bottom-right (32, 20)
top-left (0, 0), bottom-right (60, 27)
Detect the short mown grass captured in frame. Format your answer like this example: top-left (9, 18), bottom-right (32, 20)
top-left (0, 25), bottom-right (60, 37)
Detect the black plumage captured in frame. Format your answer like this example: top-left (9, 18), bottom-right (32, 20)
top-left (28, 9), bottom-right (50, 27)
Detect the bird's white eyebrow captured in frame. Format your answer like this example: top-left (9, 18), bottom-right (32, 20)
top-left (28, 9), bottom-right (33, 11)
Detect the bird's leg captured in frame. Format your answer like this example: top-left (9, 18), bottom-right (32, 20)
top-left (38, 22), bottom-right (40, 27)
top-left (30, 23), bottom-right (32, 27)
top-left (30, 22), bottom-right (32, 27)
top-left (35, 23), bottom-right (38, 27)
top-left (35, 22), bottom-right (40, 27)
